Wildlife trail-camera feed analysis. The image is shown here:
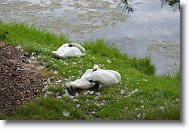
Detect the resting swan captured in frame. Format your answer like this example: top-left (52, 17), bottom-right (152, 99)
top-left (52, 43), bottom-right (85, 58)
top-left (66, 65), bottom-right (121, 90)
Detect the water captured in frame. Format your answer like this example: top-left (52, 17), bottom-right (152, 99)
top-left (0, 0), bottom-right (180, 75)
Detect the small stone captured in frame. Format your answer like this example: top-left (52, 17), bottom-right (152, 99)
top-left (16, 67), bottom-right (24, 71)
top-left (54, 71), bottom-right (58, 74)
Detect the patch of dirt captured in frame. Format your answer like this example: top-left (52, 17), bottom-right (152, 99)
top-left (0, 42), bottom-right (48, 116)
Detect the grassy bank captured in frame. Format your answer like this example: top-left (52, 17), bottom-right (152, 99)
top-left (0, 21), bottom-right (180, 120)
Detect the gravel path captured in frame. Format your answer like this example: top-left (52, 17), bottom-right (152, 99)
top-left (0, 42), bottom-right (47, 116)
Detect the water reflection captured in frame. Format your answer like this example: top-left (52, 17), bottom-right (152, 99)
top-left (119, 0), bottom-right (180, 14)
top-left (83, 0), bottom-right (180, 75)
top-left (118, 0), bottom-right (134, 14)
top-left (160, 0), bottom-right (180, 10)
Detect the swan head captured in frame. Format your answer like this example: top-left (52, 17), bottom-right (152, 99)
top-left (89, 80), bottom-right (100, 90)
top-left (70, 43), bottom-right (85, 53)
top-left (93, 65), bottom-right (100, 72)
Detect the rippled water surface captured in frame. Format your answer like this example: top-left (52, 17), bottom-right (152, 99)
top-left (0, 0), bottom-right (180, 75)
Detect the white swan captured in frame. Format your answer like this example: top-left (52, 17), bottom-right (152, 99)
top-left (66, 65), bottom-right (121, 89)
top-left (52, 43), bottom-right (85, 58)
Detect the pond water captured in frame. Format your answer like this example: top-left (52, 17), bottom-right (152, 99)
top-left (0, 0), bottom-right (180, 75)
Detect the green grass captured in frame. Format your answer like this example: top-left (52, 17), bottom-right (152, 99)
top-left (0, 21), bottom-right (180, 120)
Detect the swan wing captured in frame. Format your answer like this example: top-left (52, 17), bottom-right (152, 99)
top-left (53, 47), bottom-right (84, 58)
top-left (85, 70), bottom-right (118, 87)
top-left (81, 69), bottom-right (93, 79)
top-left (56, 44), bottom-right (69, 52)
top-left (107, 70), bottom-right (121, 83)
top-left (62, 47), bottom-right (84, 58)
